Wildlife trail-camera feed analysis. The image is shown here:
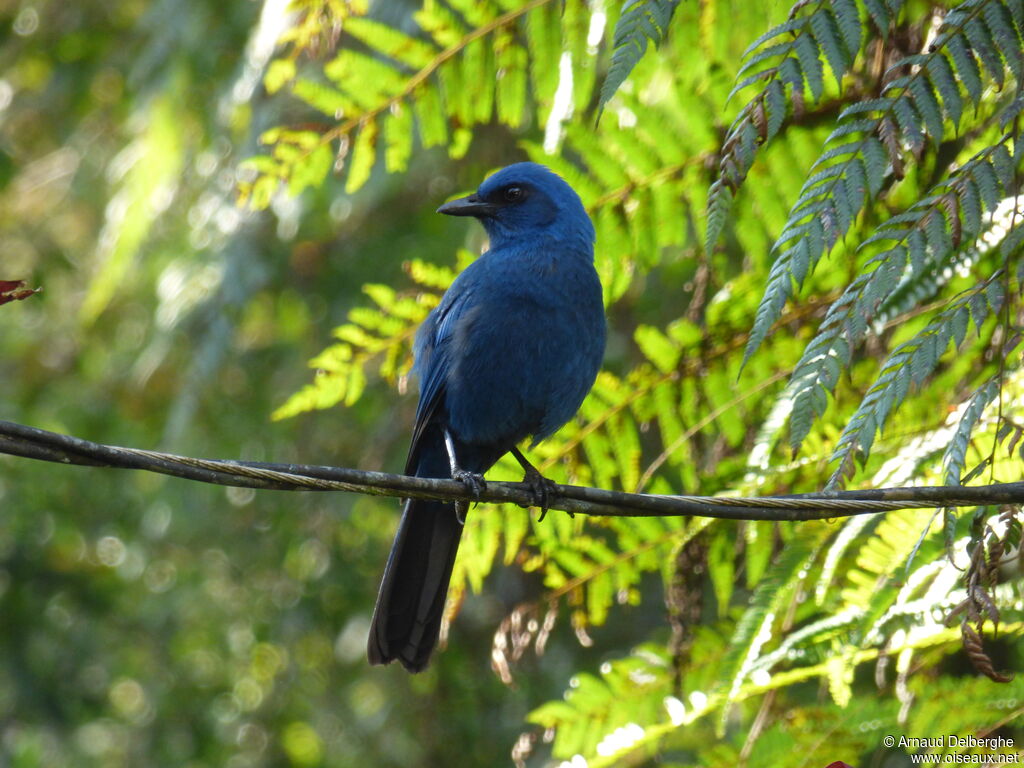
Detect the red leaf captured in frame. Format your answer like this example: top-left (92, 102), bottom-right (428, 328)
top-left (0, 280), bottom-right (41, 306)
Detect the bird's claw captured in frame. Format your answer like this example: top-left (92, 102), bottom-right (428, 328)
top-left (521, 467), bottom-right (561, 522)
top-left (452, 469), bottom-right (487, 499)
top-left (452, 470), bottom-right (486, 525)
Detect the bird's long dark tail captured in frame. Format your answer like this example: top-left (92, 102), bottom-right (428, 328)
top-left (368, 441), bottom-right (463, 672)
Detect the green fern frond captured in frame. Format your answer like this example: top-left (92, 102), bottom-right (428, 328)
top-left (843, 510), bottom-right (943, 639)
top-left (243, 0), bottom-right (606, 204)
top-left (862, 0), bottom-right (905, 35)
top-left (276, 0), bottom-right (369, 61)
top-left (526, 83), bottom-right (713, 295)
top-left (943, 377), bottom-right (1002, 484)
top-left (706, 0), bottom-right (869, 253)
top-left (238, 129), bottom-right (334, 208)
top-left (271, 260), bottom-right (448, 420)
top-left (786, 134), bottom-right (1021, 453)
top-left (599, 0), bottom-right (682, 110)
top-left (827, 276), bottom-right (1006, 486)
top-left (719, 528), bottom-right (826, 705)
top-left (527, 645), bottom-right (672, 760)
top-left (743, 0), bottom-right (1024, 365)
top-left (522, 516), bottom-right (686, 626)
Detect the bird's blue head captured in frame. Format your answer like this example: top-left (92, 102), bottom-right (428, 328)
top-left (437, 162), bottom-right (595, 253)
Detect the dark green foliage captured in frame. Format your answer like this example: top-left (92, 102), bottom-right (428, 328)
top-left (7, 1), bottom-right (1024, 766)
top-left (600, 0), bottom-right (682, 109)
top-left (705, 0), bottom-right (882, 255)
top-left (262, 1), bottom-right (1024, 761)
top-left (743, 0), bottom-right (1024, 365)
top-left (787, 136), bottom-right (1022, 457)
top-left (944, 378), bottom-right (1001, 483)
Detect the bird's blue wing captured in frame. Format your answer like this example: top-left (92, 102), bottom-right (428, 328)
top-left (404, 279), bottom-right (476, 473)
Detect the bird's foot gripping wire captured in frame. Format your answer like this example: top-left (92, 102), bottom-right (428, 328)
top-left (451, 468), bottom-right (487, 497)
top-left (510, 446), bottom-right (565, 522)
top-left (444, 430), bottom-right (486, 524)
top-left (451, 469), bottom-right (486, 524)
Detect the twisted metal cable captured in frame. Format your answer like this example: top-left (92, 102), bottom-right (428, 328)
top-left (2, 419), bottom-right (1022, 521)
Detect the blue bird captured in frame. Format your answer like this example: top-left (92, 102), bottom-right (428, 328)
top-left (367, 162), bottom-right (606, 671)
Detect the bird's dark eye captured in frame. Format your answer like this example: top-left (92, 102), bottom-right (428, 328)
top-left (503, 185), bottom-right (523, 202)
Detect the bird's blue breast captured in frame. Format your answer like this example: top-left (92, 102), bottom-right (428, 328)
top-left (415, 241), bottom-right (605, 452)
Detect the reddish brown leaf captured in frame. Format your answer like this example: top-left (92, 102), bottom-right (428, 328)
top-left (961, 620), bottom-right (1014, 683)
top-left (0, 280), bottom-right (41, 306)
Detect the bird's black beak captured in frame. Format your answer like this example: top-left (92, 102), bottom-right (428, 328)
top-left (436, 194), bottom-right (497, 217)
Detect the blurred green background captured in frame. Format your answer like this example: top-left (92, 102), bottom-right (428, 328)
top-left (4, 1), bottom-right (1024, 766)
top-left (0, 1), bottom-right (593, 765)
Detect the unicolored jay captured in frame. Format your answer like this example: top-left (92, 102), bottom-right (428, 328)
top-left (368, 162), bottom-right (606, 671)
